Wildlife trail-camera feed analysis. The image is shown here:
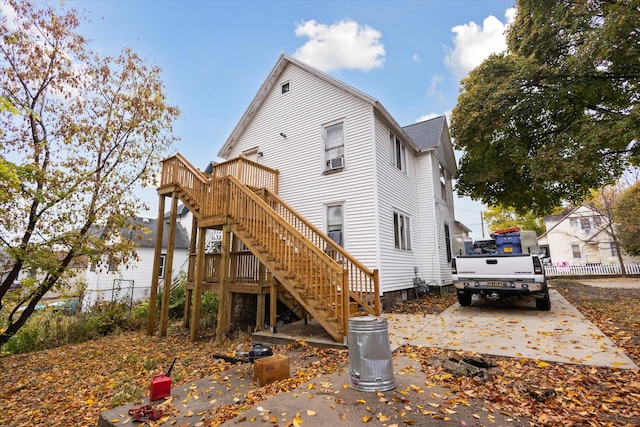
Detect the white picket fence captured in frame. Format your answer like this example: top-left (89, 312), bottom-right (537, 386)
top-left (544, 262), bottom-right (640, 277)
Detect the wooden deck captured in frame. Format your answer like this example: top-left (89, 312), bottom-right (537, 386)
top-left (147, 153), bottom-right (380, 343)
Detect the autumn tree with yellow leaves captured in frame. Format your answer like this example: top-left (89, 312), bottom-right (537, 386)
top-left (0, 0), bottom-right (179, 345)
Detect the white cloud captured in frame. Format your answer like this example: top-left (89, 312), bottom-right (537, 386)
top-left (412, 53), bottom-right (420, 62)
top-left (426, 74), bottom-right (444, 100)
top-left (0, 2), bottom-right (19, 31)
top-left (444, 8), bottom-right (516, 79)
top-left (293, 19), bottom-right (385, 72)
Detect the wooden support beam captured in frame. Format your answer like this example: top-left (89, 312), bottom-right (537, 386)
top-left (159, 193), bottom-right (179, 337)
top-left (147, 195), bottom-right (166, 336)
top-left (255, 265), bottom-right (267, 331)
top-left (215, 222), bottom-right (232, 344)
top-left (190, 228), bottom-right (206, 341)
top-left (184, 216), bottom-right (199, 328)
top-left (269, 275), bottom-right (277, 332)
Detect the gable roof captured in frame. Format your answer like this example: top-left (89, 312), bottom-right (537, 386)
top-left (134, 217), bottom-right (190, 249)
top-left (402, 115), bottom-right (447, 151)
top-left (538, 204), bottom-right (606, 242)
top-left (218, 54), bottom-right (418, 158)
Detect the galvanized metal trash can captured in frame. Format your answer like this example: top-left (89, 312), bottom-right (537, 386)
top-left (348, 316), bottom-right (396, 392)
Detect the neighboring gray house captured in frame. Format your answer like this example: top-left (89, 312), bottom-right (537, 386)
top-left (217, 54), bottom-right (458, 296)
top-left (83, 217), bottom-right (191, 307)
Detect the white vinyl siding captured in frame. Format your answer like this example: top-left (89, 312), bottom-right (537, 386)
top-left (83, 247), bottom-right (189, 307)
top-left (220, 59), bottom-right (460, 294)
top-left (222, 63), bottom-right (377, 269)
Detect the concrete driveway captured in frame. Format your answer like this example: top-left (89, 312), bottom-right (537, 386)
top-left (386, 289), bottom-right (637, 369)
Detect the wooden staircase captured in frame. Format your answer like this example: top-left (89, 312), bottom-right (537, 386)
top-left (157, 154), bottom-right (380, 342)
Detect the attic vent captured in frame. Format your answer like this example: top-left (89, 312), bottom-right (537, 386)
top-left (328, 156), bottom-right (344, 170)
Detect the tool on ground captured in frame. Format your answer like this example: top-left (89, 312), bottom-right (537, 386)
top-left (150, 357), bottom-right (176, 401)
top-left (212, 343), bottom-right (273, 364)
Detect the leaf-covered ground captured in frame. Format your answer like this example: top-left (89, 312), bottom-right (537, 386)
top-left (1, 279), bottom-right (639, 426)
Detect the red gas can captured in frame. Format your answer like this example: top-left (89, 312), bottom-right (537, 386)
top-left (150, 358), bottom-right (176, 401)
top-left (150, 374), bottom-right (172, 400)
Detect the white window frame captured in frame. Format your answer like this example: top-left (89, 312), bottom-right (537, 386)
top-left (390, 131), bottom-right (406, 173)
top-left (571, 244), bottom-right (581, 259)
top-left (440, 163), bottom-right (447, 200)
top-left (281, 81), bottom-right (290, 94)
top-left (580, 218), bottom-right (591, 232)
top-left (158, 254), bottom-right (166, 278)
top-left (325, 203), bottom-right (345, 247)
top-left (393, 210), bottom-right (412, 251)
top-left (322, 120), bottom-right (345, 172)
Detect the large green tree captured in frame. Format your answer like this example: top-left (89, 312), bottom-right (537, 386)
top-left (0, 0), bottom-right (179, 345)
top-left (615, 181), bottom-right (640, 257)
top-left (451, 0), bottom-right (640, 216)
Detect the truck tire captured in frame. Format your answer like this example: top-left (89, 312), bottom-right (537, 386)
top-left (536, 290), bottom-right (551, 311)
top-left (457, 291), bottom-right (472, 307)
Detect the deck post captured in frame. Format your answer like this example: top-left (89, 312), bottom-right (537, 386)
top-left (184, 217), bottom-right (198, 327)
top-left (190, 227), bottom-right (206, 341)
top-left (373, 269), bottom-right (380, 316)
top-left (215, 222), bottom-right (232, 344)
top-left (147, 195), bottom-right (166, 335)
top-left (159, 193), bottom-right (179, 337)
top-left (269, 275), bottom-right (277, 332)
top-left (255, 265), bottom-right (267, 331)
top-left (342, 269), bottom-right (349, 339)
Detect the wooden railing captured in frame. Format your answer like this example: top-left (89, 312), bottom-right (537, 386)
top-left (188, 252), bottom-right (260, 284)
top-left (160, 153), bottom-right (210, 214)
top-left (225, 175), bottom-right (350, 334)
top-left (210, 157), bottom-right (279, 193)
top-left (261, 188), bottom-right (380, 315)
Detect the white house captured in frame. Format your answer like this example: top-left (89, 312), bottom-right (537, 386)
top-left (217, 54), bottom-right (458, 298)
top-left (538, 205), bottom-right (640, 267)
top-left (83, 217), bottom-right (191, 307)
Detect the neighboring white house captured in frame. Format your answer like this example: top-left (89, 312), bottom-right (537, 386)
top-left (217, 54), bottom-right (459, 296)
top-left (538, 205), bottom-right (640, 267)
top-left (83, 217), bottom-right (191, 307)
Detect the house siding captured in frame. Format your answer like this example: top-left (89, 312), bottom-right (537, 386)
top-left (223, 63), bottom-right (379, 269)
top-left (83, 248), bottom-right (189, 307)
top-left (374, 115), bottom-right (422, 293)
top-left (219, 57), bottom-right (459, 297)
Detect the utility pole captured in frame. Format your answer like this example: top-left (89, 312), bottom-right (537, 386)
top-left (481, 211), bottom-right (485, 238)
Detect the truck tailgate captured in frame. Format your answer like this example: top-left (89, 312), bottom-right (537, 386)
top-left (453, 254), bottom-right (538, 281)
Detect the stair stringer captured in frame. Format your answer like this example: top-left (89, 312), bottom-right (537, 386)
top-left (230, 224), bottom-right (345, 342)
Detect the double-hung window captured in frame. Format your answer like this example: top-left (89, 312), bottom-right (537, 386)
top-left (440, 164), bottom-right (447, 200)
top-left (158, 254), bottom-right (166, 278)
top-left (571, 244), bottom-right (581, 258)
top-left (393, 211), bottom-right (411, 251)
top-left (390, 132), bottom-right (406, 172)
top-left (324, 122), bottom-right (345, 172)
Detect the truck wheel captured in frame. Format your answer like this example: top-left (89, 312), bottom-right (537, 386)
top-left (457, 291), bottom-right (472, 307)
top-left (536, 291), bottom-right (551, 311)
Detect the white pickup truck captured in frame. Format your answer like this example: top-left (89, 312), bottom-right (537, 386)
top-left (451, 229), bottom-right (551, 311)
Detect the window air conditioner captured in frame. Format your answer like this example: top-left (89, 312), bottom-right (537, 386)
top-left (329, 156), bottom-right (344, 170)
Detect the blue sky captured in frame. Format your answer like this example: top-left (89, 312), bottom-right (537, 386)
top-left (47, 0), bottom-right (516, 237)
